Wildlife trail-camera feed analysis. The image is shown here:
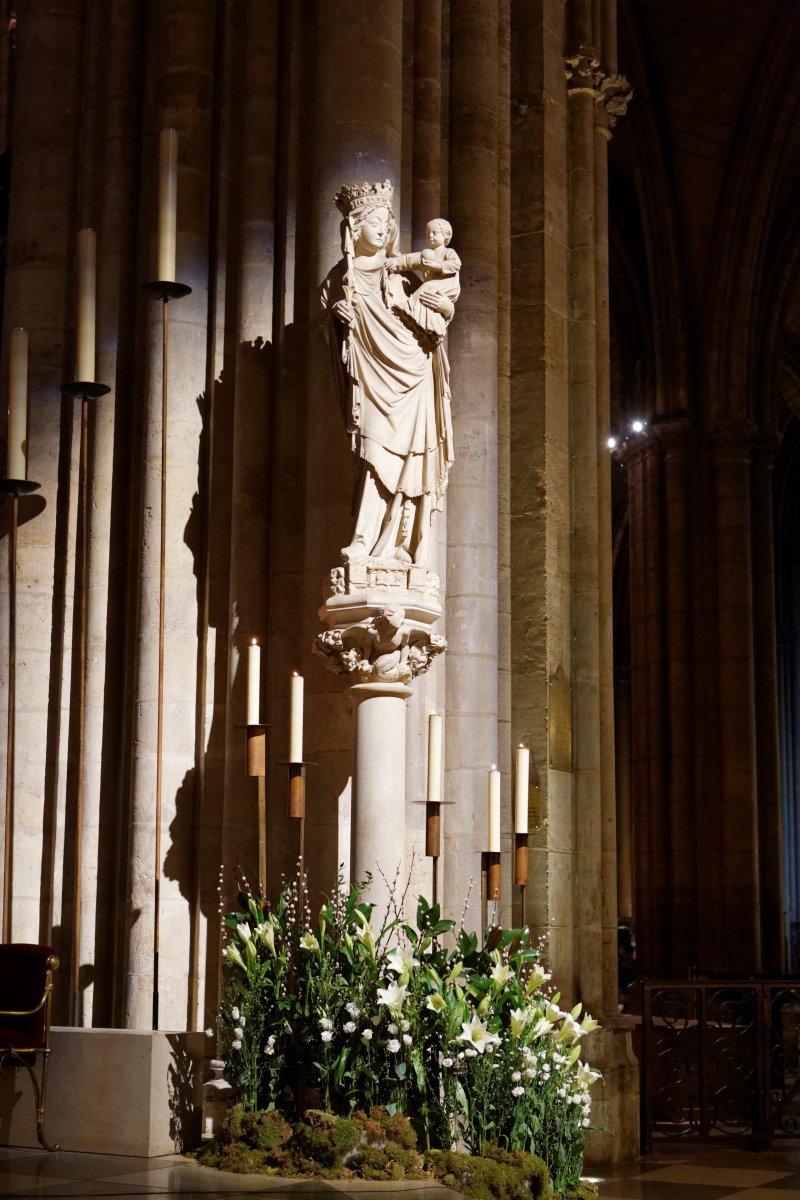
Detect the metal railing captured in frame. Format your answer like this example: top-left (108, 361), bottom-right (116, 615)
top-left (640, 980), bottom-right (800, 1151)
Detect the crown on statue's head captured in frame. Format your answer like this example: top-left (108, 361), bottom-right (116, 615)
top-left (334, 179), bottom-right (394, 218)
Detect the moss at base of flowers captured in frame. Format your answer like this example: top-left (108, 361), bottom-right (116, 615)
top-left (197, 1104), bottom-right (425, 1180)
top-left (424, 1146), bottom-right (551, 1200)
top-left (195, 1105), bottom-right (595, 1196)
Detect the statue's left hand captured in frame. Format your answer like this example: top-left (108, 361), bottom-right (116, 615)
top-left (417, 287), bottom-right (454, 319)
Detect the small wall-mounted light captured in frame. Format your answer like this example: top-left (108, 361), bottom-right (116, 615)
top-left (607, 436), bottom-right (617, 449)
top-left (631, 419), bottom-right (646, 434)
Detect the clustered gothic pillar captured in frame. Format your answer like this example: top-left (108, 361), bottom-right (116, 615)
top-left (444, 0), bottom-right (500, 928)
top-left (622, 417), bottom-right (785, 977)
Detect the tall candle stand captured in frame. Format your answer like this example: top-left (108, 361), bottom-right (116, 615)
top-left (481, 850), bottom-right (501, 934)
top-left (142, 278), bottom-right (191, 1030)
top-left (0, 477), bottom-right (40, 943)
top-left (426, 802), bottom-right (440, 907)
top-left (245, 723), bottom-right (268, 893)
top-left (514, 833), bottom-right (529, 928)
top-left (60, 380), bottom-right (109, 1022)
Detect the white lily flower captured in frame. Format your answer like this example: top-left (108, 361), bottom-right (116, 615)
top-left (299, 931), bottom-right (320, 954)
top-left (426, 992), bottom-right (446, 1013)
top-left (354, 910), bottom-right (377, 956)
top-left (580, 1013), bottom-right (599, 1036)
top-left (509, 1007), bottom-right (529, 1036)
top-left (386, 947), bottom-right (417, 977)
top-left (531, 1016), bottom-right (553, 1038)
top-left (528, 964), bottom-right (552, 990)
top-left (576, 1061), bottom-right (602, 1087)
top-left (490, 961), bottom-right (513, 989)
top-left (377, 982), bottom-right (408, 1015)
top-left (237, 921), bottom-right (252, 943)
top-left (458, 1015), bottom-right (502, 1055)
top-left (222, 944), bottom-right (246, 971)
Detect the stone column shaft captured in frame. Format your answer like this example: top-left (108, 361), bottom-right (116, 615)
top-left (79, 0), bottom-right (143, 1026)
top-left (752, 440), bottom-right (784, 972)
top-left (714, 428), bottom-right (761, 972)
top-left (352, 682), bottom-right (411, 920)
top-left (444, 0), bottom-right (499, 931)
top-left (125, 0), bottom-right (215, 1030)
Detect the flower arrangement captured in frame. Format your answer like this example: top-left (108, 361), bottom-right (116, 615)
top-left (216, 873), bottom-right (601, 1197)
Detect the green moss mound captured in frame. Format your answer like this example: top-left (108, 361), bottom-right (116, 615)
top-left (197, 1105), bottom-right (595, 1197)
top-left (424, 1146), bottom-right (551, 1200)
top-left (197, 1104), bottom-right (424, 1180)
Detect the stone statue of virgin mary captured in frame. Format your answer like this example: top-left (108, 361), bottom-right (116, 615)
top-left (324, 180), bottom-right (456, 568)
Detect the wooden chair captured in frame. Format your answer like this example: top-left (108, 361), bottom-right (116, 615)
top-left (0, 944), bottom-right (59, 1150)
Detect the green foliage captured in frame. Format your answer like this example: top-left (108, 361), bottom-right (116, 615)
top-left (213, 874), bottom-right (601, 1195)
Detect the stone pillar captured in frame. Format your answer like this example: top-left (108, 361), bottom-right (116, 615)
top-left (751, 434), bottom-right (784, 972)
top-left (316, 557), bottom-right (445, 921)
top-left (124, 0), bottom-right (215, 1030)
top-left (713, 423), bottom-right (761, 973)
top-left (78, 0), bottom-right (142, 1026)
top-left (660, 422), bottom-right (695, 969)
top-left (352, 682), bottom-right (412, 914)
top-left (0, 0), bottom-right (83, 949)
top-left (444, 0), bottom-right (499, 931)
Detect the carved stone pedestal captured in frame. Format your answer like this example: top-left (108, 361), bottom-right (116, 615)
top-left (315, 557), bottom-right (445, 919)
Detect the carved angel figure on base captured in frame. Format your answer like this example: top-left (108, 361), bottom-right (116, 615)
top-left (323, 181), bottom-right (458, 567)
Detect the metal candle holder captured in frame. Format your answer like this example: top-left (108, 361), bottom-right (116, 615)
top-left (414, 797), bottom-right (455, 909)
top-left (280, 761), bottom-right (312, 880)
top-left (245, 723), bottom-right (268, 894)
top-left (60, 380), bottom-right (110, 1022)
top-left (0, 477), bottom-right (41, 943)
top-left (514, 832), bottom-right (529, 927)
top-left (142, 277), bottom-right (191, 1031)
top-left (481, 850), bottom-right (501, 933)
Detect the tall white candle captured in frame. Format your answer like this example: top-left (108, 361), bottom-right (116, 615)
top-left (290, 672), bottom-right (304, 763)
top-left (7, 326), bottom-right (28, 480)
top-left (76, 227), bottom-right (96, 382)
top-left (515, 744), bottom-right (530, 834)
top-left (157, 128), bottom-right (178, 282)
top-left (246, 639), bottom-right (260, 725)
top-left (427, 712), bottom-right (442, 805)
top-left (488, 765), bottom-right (501, 853)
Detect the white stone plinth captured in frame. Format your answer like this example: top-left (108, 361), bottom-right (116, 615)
top-left (351, 681), bottom-right (412, 920)
top-left (0, 1028), bottom-right (205, 1156)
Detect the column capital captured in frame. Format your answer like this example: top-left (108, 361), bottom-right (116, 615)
top-left (315, 558), bottom-right (446, 684)
top-left (564, 46), bottom-right (633, 131)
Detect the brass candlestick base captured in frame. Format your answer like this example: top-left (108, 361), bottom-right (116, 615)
top-left (142, 280), bottom-right (192, 301)
top-left (514, 834), bottom-right (529, 928)
top-left (288, 763), bottom-right (306, 819)
top-left (481, 850), bottom-right (501, 932)
top-left (246, 724), bottom-right (267, 777)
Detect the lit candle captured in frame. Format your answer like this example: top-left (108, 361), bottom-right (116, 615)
top-left (515, 744), bottom-right (530, 834)
top-left (488, 765), bottom-right (501, 853)
top-left (427, 712), bottom-right (442, 805)
top-left (76, 227), bottom-right (96, 382)
top-left (246, 639), bottom-right (260, 725)
top-left (157, 128), bottom-right (178, 282)
top-left (7, 327), bottom-right (28, 480)
top-left (290, 672), bottom-right (304, 763)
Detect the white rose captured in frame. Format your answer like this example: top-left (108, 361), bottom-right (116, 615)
top-left (343, 1021), bottom-right (357, 1033)
top-left (403, 1033), bottom-right (412, 1046)
top-left (321, 1030), bottom-right (333, 1043)
top-left (361, 1029), bottom-right (373, 1044)
top-left (387, 1038), bottom-right (401, 1053)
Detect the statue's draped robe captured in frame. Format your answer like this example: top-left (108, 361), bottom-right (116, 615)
top-left (325, 257), bottom-right (454, 512)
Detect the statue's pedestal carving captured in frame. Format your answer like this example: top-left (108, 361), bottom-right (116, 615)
top-left (315, 557), bottom-right (445, 917)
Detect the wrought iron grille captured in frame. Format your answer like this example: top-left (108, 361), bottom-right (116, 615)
top-left (640, 980), bottom-right (800, 1151)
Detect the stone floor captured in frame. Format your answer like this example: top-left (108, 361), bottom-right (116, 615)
top-left (1, 1140), bottom-right (800, 1199)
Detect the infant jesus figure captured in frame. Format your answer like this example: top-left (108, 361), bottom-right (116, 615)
top-left (387, 218), bottom-right (461, 347)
